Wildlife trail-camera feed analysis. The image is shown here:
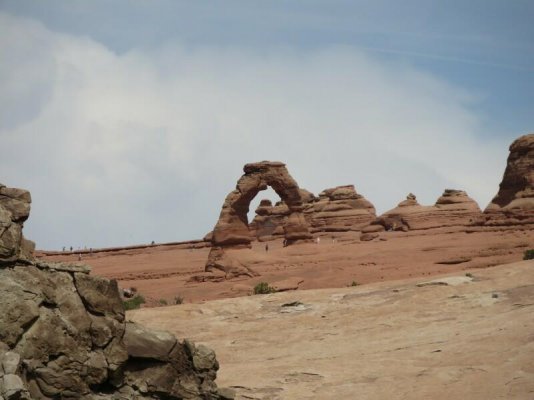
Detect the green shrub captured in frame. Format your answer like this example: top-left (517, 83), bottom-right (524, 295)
top-left (350, 281), bottom-right (360, 287)
top-left (159, 298), bottom-right (168, 306)
top-left (174, 295), bottom-right (184, 305)
top-left (465, 273), bottom-right (473, 278)
top-left (524, 249), bottom-right (534, 260)
top-left (253, 282), bottom-right (276, 295)
top-left (123, 295), bottom-right (145, 311)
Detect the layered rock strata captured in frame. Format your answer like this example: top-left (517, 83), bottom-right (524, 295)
top-left (363, 190), bottom-right (481, 236)
top-left (250, 185), bottom-right (376, 240)
top-left (477, 133), bottom-right (534, 228)
top-left (0, 184), bottom-right (226, 400)
top-left (206, 162), bottom-right (312, 276)
top-left (250, 189), bottom-right (315, 241)
top-left (304, 185), bottom-right (376, 233)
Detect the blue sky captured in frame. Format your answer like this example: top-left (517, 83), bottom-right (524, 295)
top-left (1, 1), bottom-right (532, 249)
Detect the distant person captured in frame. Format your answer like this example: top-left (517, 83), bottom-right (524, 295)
top-left (265, 243), bottom-right (269, 252)
top-left (69, 246), bottom-right (73, 252)
top-left (151, 240), bottom-right (155, 246)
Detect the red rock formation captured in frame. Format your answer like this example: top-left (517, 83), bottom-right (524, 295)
top-left (304, 185), bottom-right (376, 232)
top-left (207, 161), bottom-right (312, 276)
top-left (250, 185), bottom-right (376, 240)
top-left (479, 133), bottom-right (534, 228)
top-left (364, 190), bottom-right (481, 237)
top-left (249, 199), bottom-right (289, 241)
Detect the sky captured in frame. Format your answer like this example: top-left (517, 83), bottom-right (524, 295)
top-left (1, 1), bottom-right (533, 250)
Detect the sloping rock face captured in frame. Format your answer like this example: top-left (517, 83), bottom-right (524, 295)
top-left (365, 190), bottom-right (481, 235)
top-left (0, 184), bottom-right (34, 264)
top-left (304, 185), bottom-right (376, 233)
top-left (0, 185), bottom-right (225, 400)
top-left (207, 162), bottom-right (312, 276)
top-left (478, 133), bottom-right (534, 228)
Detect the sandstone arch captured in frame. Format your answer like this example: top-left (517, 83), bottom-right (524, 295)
top-left (206, 161), bottom-right (312, 276)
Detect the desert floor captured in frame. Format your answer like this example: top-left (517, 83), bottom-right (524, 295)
top-left (38, 228), bottom-right (534, 398)
top-left (129, 260), bottom-right (534, 399)
top-left (39, 227), bottom-right (533, 305)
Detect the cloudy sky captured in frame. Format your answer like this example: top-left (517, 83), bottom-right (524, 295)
top-left (1, 1), bottom-right (533, 249)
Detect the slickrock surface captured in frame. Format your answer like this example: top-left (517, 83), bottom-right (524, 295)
top-left (479, 133), bottom-right (534, 229)
top-left (129, 260), bottom-right (534, 400)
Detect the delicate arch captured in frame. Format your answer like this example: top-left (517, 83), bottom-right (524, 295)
top-left (210, 161), bottom-right (311, 247)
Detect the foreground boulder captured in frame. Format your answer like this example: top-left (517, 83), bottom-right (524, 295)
top-left (477, 133), bottom-right (534, 229)
top-left (0, 261), bottom-right (224, 400)
top-left (0, 183), bottom-right (226, 400)
top-left (0, 184), bottom-right (34, 264)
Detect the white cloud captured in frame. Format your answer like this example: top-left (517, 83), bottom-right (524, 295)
top-left (0, 12), bottom-right (509, 249)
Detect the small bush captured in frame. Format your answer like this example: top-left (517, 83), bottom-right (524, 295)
top-left (159, 298), bottom-right (168, 306)
top-left (350, 281), bottom-right (360, 287)
top-left (524, 249), bottom-right (534, 260)
top-left (123, 295), bottom-right (145, 311)
top-left (465, 273), bottom-right (473, 278)
top-left (253, 282), bottom-right (276, 295)
top-left (174, 295), bottom-right (184, 305)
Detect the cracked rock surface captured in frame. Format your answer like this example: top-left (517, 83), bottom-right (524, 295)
top-left (0, 260), bottom-right (225, 399)
top-left (0, 183), bottom-right (228, 399)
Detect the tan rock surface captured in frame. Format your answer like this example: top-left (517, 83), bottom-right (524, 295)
top-left (129, 260), bottom-right (534, 400)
